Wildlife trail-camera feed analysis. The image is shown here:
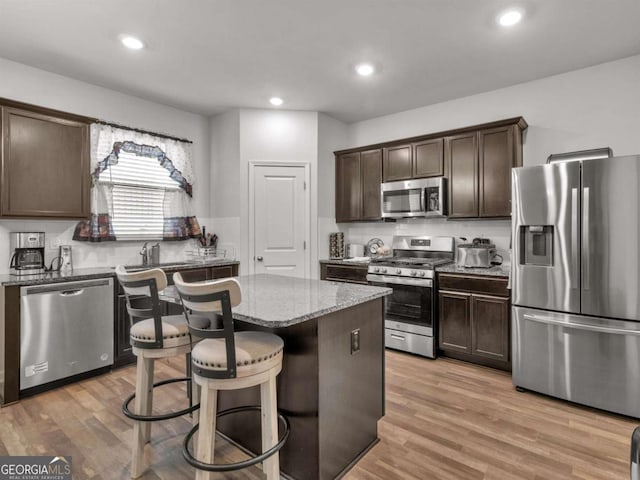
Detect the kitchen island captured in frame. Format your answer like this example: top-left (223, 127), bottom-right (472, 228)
top-left (163, 274), bottom-right (391, 480)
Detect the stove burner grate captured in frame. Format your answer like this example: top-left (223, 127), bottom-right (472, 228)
top-left (371, 257), bottom-right (452, 269)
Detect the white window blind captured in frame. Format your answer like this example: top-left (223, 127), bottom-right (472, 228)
top-left (98, 150), bottom-right (180, 240)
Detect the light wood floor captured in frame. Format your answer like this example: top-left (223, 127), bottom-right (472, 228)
top-left (0, 351), bottom-right (636, 479)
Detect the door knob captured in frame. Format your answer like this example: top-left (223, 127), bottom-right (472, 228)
top-left (256, 256), bottom-right (264, 261)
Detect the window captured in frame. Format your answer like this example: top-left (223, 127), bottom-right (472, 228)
top-left (73, 124), bottom-right (198, 244)
top-left (98, 148), bottom-right (181, 240)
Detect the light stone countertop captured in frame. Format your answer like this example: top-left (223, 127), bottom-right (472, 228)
top-left (436, 263), bottom-right (510, 278)
top-left (319, 258), bottom-right (370, 266)
top-left (0, 259), bottom-right (240, 287)
top-left (162, 273), bottom-right (392, 328)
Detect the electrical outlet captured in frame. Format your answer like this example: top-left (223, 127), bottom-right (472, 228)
top-left (350, 329), bottom-right (361, 355)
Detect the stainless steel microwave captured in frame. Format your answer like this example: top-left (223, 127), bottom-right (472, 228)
top-left (381, 177), bottom-right (446, 219)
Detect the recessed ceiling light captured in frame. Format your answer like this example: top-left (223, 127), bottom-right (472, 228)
top-left (355, 63), bottom-right (375, 76)
top-left (497, 9), bottom-right (523, 27)
top-left (120, 35), bottom-right (145, 50)
top-left (269, 97), bottom-right (284, 106)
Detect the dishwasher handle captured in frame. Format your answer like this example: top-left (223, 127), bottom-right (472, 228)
top-left (59, 289), bottom-right (84, 297)
top-left (22, 278), bottom-right (112, 296)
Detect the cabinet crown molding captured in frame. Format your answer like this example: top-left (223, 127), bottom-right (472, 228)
top-left (334, 116), bottom-right (527, 156)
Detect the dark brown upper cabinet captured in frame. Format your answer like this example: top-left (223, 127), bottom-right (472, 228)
top-left (446, 120), bottom-right (525, 219)
top-left (1, 100), bottom-right (92, 219)
top-left (336, 152), bottom-right (362, 222)
top-left (336, 149), bottom-right (382, 222)
top-left (383, 139), bottom-right (444, 182)
top-left (446, 133), bottom-right (478, 218)
top-left (413, 138), bottom-right (444, 178)
top-left (382, 144), bottom-right (412, 182)
top-left (334, 117), bottom-right (526, 223)
top-left (479, 125), bottom-right (516, 217)
top-left (361, 149), bottom-right (383, 220)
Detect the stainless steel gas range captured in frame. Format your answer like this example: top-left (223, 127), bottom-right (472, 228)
top-left (366, 236), bottom-right (454, 358)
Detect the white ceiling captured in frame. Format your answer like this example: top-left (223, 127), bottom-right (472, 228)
top-left (1, 0), bottom-right (639, 123)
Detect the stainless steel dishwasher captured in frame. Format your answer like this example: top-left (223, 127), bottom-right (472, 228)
top-left (20, 278), bottom-right (114, 390)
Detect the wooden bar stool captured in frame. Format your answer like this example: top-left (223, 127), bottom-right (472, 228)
top-left (173, 272), bottom-right (290, 480)
top-left (115, 266), bottom-right (210, 479)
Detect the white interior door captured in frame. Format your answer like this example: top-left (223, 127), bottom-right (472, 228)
top-left (251, 164), bottom-right (308, 277)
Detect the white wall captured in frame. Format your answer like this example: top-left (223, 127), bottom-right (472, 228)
top-left (339, 54), bottom-right (640, 262)
top-left (349, 54), bottom-right (640, 163)
top-left (0, 57), bottom-right (211, 273)
top-left (210, 109), bottom-right (321, 276)
top-left (209, 109), bottom-right (241, 264)
top-left (317, 113), bottom-right (348, 262)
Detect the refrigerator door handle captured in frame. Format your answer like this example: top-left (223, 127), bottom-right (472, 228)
top-left (582, 187), bottom-right (590, 290)
top-left (522, 313), bottom-right (640, 336)
top-left (571, 188), bottom-right (579, 287)
top-left (631, 427), bottom-right (640, 480)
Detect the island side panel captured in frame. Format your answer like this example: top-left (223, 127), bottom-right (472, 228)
top-left (216, 318), bottom-right (321, 480)
top-left (318, 298), bottom-right (384, 480)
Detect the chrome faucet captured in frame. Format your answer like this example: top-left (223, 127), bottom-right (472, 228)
top-left (140, 242), bottom-right (149, 265)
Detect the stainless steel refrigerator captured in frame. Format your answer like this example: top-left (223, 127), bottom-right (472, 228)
top-left (512, 155), bottom-right (640, 418)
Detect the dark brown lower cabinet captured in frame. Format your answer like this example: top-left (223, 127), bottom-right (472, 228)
top-left (114, 264), bottom-right (239, 367)
top-left (438, 291), bottom-right (471, 354)
top-left (167, 267), bottom-right (208, 284)
top-left (320, 262), bottom-right (368, 284)
top-left (210, 265), bottom-right (236, 279)
top-left (438, 273), bottom-right (510, 371)
top-left (470, 294), bottom-right (509, 363)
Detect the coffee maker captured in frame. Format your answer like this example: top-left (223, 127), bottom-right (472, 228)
top-left (9, 232), bottom-right (46, 275)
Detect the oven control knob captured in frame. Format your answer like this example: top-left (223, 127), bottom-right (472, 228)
top-left (373, 267), bottom-right (380, 273)
top-left (419, 271), bottom-right (426, 277)
top-left (381, 268), bottom-right (387, 274)
top-left (396, 269), bottom-right (402, 274)
top-left (410, 270), bottom-right (417, 276)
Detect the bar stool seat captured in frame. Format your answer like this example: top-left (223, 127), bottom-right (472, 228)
top-left (192, 331), bottom-right (283, 374)
top-left (130, 315), bottom-right (210, 348)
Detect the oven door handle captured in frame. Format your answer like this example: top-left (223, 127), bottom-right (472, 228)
top-left (367, 274), bottom-right (433, 287)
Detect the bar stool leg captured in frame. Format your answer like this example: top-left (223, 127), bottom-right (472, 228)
top-left (260, 373), bottom-right (280, 480)
top-left (131, 355), bottom-right (154, 478)
top-left (191, 380), bottom-right (201, 427)
top-left (141, 358), bottom-right (154, 443)
top-left (195, 383), bottom-right (218, 480)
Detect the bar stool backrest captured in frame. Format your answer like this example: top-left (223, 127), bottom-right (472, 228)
top-left (173, 272), bottom-right (242, 379)
top-left (115, 265), bottom-right (167, 349)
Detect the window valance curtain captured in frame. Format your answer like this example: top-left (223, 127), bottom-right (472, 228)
top-left (73, 123), bottom-right (201, 242)
top-left (89, 124), bottom-right (195, 189)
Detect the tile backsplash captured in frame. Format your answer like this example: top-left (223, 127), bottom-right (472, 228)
top-left (335, 217), bottom-right (512, 264)
top-left (0, 218), bottom-right (214, 275)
